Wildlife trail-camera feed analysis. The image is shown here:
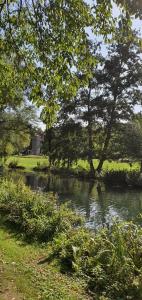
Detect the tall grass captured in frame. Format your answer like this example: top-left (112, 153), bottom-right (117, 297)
top-left (0, 179), bottom-right (82, 241)
top-left (53, 223), bottom-right (142, 299)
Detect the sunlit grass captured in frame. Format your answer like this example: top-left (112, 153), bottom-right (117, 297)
top-left (6, 155), bottom-right (141, 172)
top-left (7, 155), bottom-right (49, 169)
top-left (0, 223), bottom-right (89, 300)
top-left (75, 159), bottom-right (140, 172)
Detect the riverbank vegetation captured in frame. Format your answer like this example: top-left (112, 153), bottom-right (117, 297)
top-left (5, 155), bottom-right (142, 187)
top-left (6, 155), bottom-right (140, 172)
top-left (1, 179), bottom-right (142, 299)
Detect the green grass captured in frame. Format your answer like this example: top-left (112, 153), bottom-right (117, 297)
top-left (73, 159), bottom-right (140, 172)
top-left (7, 155), bottom-right (49, 170)
top-left (0, 224), bottom-right (90, 300)
top-left (6, 155), bottom-right (140, 172)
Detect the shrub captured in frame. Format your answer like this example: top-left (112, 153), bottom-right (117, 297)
top-left (126, 171), bottom-right (142, 187)
top-left (103, 170), bottom-right (127, 186)
top-left (0, 179), bottom-right (83, 241)
top-left (53, 222), bottom-right (142, 299)
top-left (8, 160), bottom-right (25, 169)
top-left (8, 160), bottom-right (18, 168)
top-left (33, 161), bottom-right (49, 172)
top-left (75, 167), bottom-right (89, 179)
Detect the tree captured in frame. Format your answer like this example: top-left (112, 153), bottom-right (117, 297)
top-left (55, 40), bottom-right (104, 176)
top-left (121, 116), bottom-right (142, 171)
top-left (42, 105), bottom-right (86, 168)
top-left (75, 74), bottom-right (103, 176)
top-left (69, 30), bottom-right (142, 176)
top-left (95, 34), bottom-right (142, 173)
top-left (0, 0), bottom-right (93, 113)
top-left (0, 105), bottom-right (38, 160)
top-left (116, 0), bottom-right (142, 19)
top-left (0, 56), bottom-right (25, 111)
top-left (0, 0), bottom-right (132, 118)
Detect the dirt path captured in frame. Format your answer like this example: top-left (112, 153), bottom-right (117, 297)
top-left (0, 282), bottom-right (22, 300)
top-left (0, 255), bottom-right (23, 300)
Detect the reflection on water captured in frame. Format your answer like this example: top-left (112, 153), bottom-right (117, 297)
top-left (2, 171), bottom-right (142, 227)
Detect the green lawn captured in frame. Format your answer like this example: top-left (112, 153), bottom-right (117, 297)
top-left (0, 224), bottom-right (90, 300)
top-left (7, 155), bottom-right (49, 170)
top-left (75, 159), bottom-right (140, 172)
top-left (6, 155), bottom-right (140, 172)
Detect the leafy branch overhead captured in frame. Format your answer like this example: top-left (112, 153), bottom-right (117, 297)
top-left (1, 0), bottom-right (140, 116)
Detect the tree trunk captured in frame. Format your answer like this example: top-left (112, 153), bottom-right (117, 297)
top-left (97, 126), bottom-right (112, 173)
top-left (97, 155), bottom-right (105, 174)
top-left (140, 160), bottom-right (142, 173)
top-left (87, 86), bottom-right (95, 177)
top-left (88, 123), bottom-right (95, 176)
top-left (97, 95), bottom-right (117, 174)
top-left (67, 158), bottom-right (71, 169)
top-left (47, 127), bottom-right (53, 168)
top-left (89, 158), bottom-right (95, 177)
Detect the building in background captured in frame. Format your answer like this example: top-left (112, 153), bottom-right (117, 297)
top-left (31, 130), bottom-right (44, 155)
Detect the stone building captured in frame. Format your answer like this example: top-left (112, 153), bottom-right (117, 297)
top-left (31, 130), bottom-right (44, 155)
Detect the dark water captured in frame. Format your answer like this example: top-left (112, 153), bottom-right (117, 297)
top-left (2, 171), bottom-right (142, 227)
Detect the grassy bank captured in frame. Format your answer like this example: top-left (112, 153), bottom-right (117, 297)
top-left (7, 155), bottom-right (140, 172)
top-left (5, 156), bottom-right (142, 187)
top-left (0, 224), bottom-right (89, 300)
top-left (7, 155), bottom-right (49, 170)
top-left (1, 179), bottom-right (142, 299)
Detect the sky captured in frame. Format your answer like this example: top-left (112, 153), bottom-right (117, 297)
top-left (39, 1), bottom-right (142, 130)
